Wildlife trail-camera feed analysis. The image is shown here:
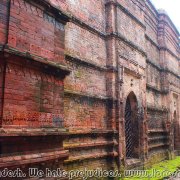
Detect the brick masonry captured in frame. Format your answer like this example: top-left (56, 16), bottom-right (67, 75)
top-left (0, 0), bottom-right (179, 177)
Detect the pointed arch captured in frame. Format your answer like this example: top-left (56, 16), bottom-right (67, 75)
top-left (125, 91), bottom-right (140, 158)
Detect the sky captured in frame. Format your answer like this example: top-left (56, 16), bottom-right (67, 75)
top-left (150, 0), bottom-right (180, 33)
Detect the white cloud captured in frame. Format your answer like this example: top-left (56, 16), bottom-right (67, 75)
top-left (150, 0), bottom-right (180, 33)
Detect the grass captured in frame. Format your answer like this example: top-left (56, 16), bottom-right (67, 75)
top-left (123, 156), bottom-right (180, 180)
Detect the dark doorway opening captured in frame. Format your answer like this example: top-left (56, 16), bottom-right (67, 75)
top-left (174, 111), bottom-right (178, 150)
top-left (125, 92), bottom-right (139, 159)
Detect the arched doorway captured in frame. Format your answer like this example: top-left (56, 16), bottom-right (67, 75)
top-left (125, 92), bottom-right (139, 159)
top-left (173, 111), bottom-right (178, 150)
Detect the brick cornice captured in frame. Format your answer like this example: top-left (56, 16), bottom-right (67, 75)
top-left (145, 0), bottom-right (159, 17)
top-left (161, 68), bottom-right (180, 79)
top-left (0, 149), bottom-right (69, 168)
top-left (145, 35), bottom-right (179, 61)
top-left (3, 45), bottom-right (71, 77)
top-left (146, 59), bottom-right (161, 70)
top-left (64, 141), bottom-right (117, 149)
top-left (70, 16), bottom-right (106, 38)
top-left (146, 83), bottom-right (168, 94)
top-left (124, 66), bottom-right (142, 79)
top-left (64, 151), bottom-right (118, 163)
top-left (65, 54), bottom-right (118, 73)
top-left (67, 129), bottom-right (118, 135)
top-left (64, 89), bottom-right (117, 103)
top-left (159, 46), bottom-right (179, 60)
top-left (146, 59), bottom-right (180, 79)
top-left (147, 105), bottom-right (169, 113)
top-left (70, 17), bottom-right (148, 58)
top-left (119, 54), bottom-right (146, 70)
top-left (145, 34), bottom-right (159, 49)
top-left (25, 0), bottom-right (70, 23)
top-left (107, 32), bottom-right (147, 57)
top-left (65, 54), bottom-right (106, 71)
top-left (158, 12), bottom-right (180, 37)
top-left (0, 127), bottom-right (68, 136)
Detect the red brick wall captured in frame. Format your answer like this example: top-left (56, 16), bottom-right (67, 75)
top-left (8, 0), bottom-right (66, 64)
top-left (49, 0), bottom-right (105, 32)
top-left (145, 2), bottom-right (158, 44)
top-left (147, 110), bottom-right (169, 154)
top-left (164, 25), bottom-right (179, 56)
top-left (146, 40), bottom-right (160, 65)
top-left (146, 64), bottom-right (161, 90)
top-left (1, 136), bottom-right (63, 155)
top-left (2, 60), bottom-right (64, 128)
top-left (0, 0), bottom-right (179, 173)
top-left (117, 0), bottom-right (145, 23)
top-left (117, 8), bottom-right (145, 51)
top-left (165, 53), bottom-right (179, 75)
top-left (65, 23), bottom-right (107, 67)
top-left (65, 61), bottom-right (106, 96)
top-left (64, 96), bottom-right (107, 129)
top-left (0, 0), bottom-right (9, 44)
top-left (0, 61), bottom-right (4, 124)
top-left (117, 41), bottom-right (146, 68)
top-left (158, 13), bottom-right (179, 56)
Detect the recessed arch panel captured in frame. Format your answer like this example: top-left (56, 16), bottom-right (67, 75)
top-left (125, 91), bottom-right (140, 158)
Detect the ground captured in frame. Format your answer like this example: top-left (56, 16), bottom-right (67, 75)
top-left (124, 157), bottom-right (180, 180)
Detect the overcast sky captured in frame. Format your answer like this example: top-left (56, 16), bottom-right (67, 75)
top-left (150, 0), bottom-right (180, 33)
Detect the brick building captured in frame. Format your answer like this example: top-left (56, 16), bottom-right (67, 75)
top-left (0, 0), bottom-right (179, 177)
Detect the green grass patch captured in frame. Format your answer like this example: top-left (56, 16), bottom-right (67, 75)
top-left (123, 156), bottom-right (180, 180)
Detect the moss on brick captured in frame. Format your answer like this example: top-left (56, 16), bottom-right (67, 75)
top-left (123, 156), bottom-right (180, 180)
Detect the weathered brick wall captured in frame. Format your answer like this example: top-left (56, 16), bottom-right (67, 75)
top-left (117, 41), bottom-right (146, 68)
top-left (145, 0), bottom-right (160, 113)
top-left (64, 158), bottom-right (113, 172)
top-left (65, 23), bottom-right (107, 67)
top-left (65, 62), bottom-right (106, 96)
top-left (169, 74), bottom-right (180, 92)
top-left (2, 60), bottom-right (64, 128)
top-left (60, 0), bottom-right (180, 170)
top-left (1, 136), bottom-right (63, 156)
top-left (145, 1), bottom-right (158, 44)
top-left (146, 90), bottom-right (162, 109)
top-left (49, 0), bottom-right (106, 32)
top-left (147, 110), bottom-right (168, 130)
top-left (0, 0), bottom-right (70, 173)
top-left (64, 96), bottom-right (107, 129)
top-left (0, 0), bottom-right (179, 173)
top-left (172, 94), bottom-right (180, 149)
top-left (0, 0), bottom-right (9, 45)
top-left (8, 0), bottom-right (66, 64)
top-left (117, 0), bottom-right (145, 24)
top-left (146, 41), bottom-right (160, 65)
top-left (165, 53), bottom-right (179, 75)
top-left (45, 0), bottom-right (117, 172)
top-left (158, 13), bottom-right (179, 56)
top-left (164, 25), bottom-right (179, 56)
top-left (117, 9), bottom-right (145, 51)
top-left (147, 110), bottom-right (169, 155)
top-left (63, 131), bottom-right (116, 172)
top-left (58, 0), bottom-right (111, 171)
top-left (0, 61), bottom-right (4, 123)
top-left (146, 64), bottom-right (161, 90)
top-left (145, 1), bottom-right (179, 159)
